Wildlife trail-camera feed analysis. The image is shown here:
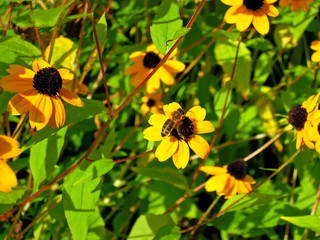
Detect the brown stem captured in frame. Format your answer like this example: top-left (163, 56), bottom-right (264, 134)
top-left (113, 149), bottom-right (155, 163)
top-left (3, 2), bottom-right (13, 37)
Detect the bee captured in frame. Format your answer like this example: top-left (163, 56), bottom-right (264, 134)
top-left (161, 108), bottom-right (186, 137)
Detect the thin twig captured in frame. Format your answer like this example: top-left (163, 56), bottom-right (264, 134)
top-left (113, 149), bottom-right (155, 163)
top-left (3, 2), bottom-right (13, 37)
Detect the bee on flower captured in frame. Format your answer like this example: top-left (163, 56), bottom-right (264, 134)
top-left (201, 159), bottom-right (256, 199)
top-left (124, 44), bottom-right (185, 94)
top-left (221, 0), bottom-right (279, 35)
top-left (0, 60), bottom-right (84, 131)
top-left (0, 135), bottom-right (21, 193)
top-left (287, 92), bottom-right (320, 150)
top-left (143, 102), bottom-right (215, 169)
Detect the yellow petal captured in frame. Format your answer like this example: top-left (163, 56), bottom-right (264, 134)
top-left (200, 166), bottom-right (227, 175)
top-left (223, 178), bottom-right (238, 199)
top-left (155, 136), bottom-right (178, 162)
top-left (186, 106), bottom-right (206, 121)
top-left (60, 88), bottom-right (84, 107)
top-left (311, 41), bottom-right (320, 51)
top-left (296, 130), bottom-right (303, 150)
top-left (129, 52), bottom-right (145, 62)
top-left (224, 5), bottom-right (241, 24)
top-left (58, 69), bottom-right (74, 84)
top-left (188, 134), bottom-right (210, 159)
top-left (262, 4), bottom-right (279, 17)
top-left (302, 125), bottom-right (314, 149)
top-left (306, 92), bottom-right (320, 113)
top-left (236, 7), bottom-right (253, 32)
top-left (205, 174), bottom-right (230, 192)
top-left (6, 64), bottom-right (35, 78)
top-left (0, 75), bottom-right (34, 93)
top-left (193, 120), bottom-right (215, 134)
top-left (311, 52), bottom-right (320, 62)
top-left (143, 126), bottom-right (164, 141)
top-left (265, 0), bottom-right (277, 3)
top-left (236, 179), bottom-right (252, 194)
top-left (244, 175), bottom-right (256, 184)
top-left (124, 63), bottom-right (141, 75)
top-left (49, 97), bottom-right (66, 128)
top-left (146, 75), bottom-right (161, 94)
top-left (220, 0), bottom-right (242, 5)
top-left (252, 10), bottom-right (269, 35)
top-left (279, 0), bottom-right (290, 7)
top-left (148, 113), bottom-right (168, 127)
top-left (0, 135), bottom-right (21, 159)
top-left (218, 175), bottom-right (236, 196)
top-left (130, 69), bottom-right (150, 88)
top-left (172, 140), bottom-right (190, 169)
top-left (163, 60), bottom-right (185, 73)
top-left (8, 89), bottom-right (38, 115)
top-left (32, 59), bottom-right (51, 72)
top-left (157, 67), bottom-right (175, 86)
top-left (0, 183), bottom-right (11, 193)
top-left (0, 160), bottom-right (17, 192)
top-left (29, 94), bottom-right (53, 131)
top-left (315, 141), bottom-right (320, 154)
top-left (146, 44), bottom-right (160, 55)
top-left (141, 104), bottom-right (150, 116)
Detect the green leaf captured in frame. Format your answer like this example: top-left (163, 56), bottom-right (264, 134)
top-left (170, 27), bottom-right (190, 42)
top-left (63, 162), bottom-right (101, 240)
top-left (0, 36), bottom-right (41, 57)
top-left (281, 215), bottom-right (320, 233)
top-left (131, 166), bottom-right (189, 190)
top-left (214, 86), bottom-right (232, 119)
top-left (221, 193), bottom-right (284, 213)
top-left (154, 225), bottom-right (181, 240)
top-left (246, 37), bottom-right (274, 51)
top-left (214, 38), bottom-right (252, 100)
top-left (30, 7), bottom-right (65, 28)
top-left (254, 51), bottom-right (275, 85)
top-left (128, 214), bottom-right (176, 240)
top-left (30, 127), bottom-right (67, 191)
top-left (99, 128), bottom-right (116, 158)
top-left (0, 188), bottom-right (26, 204)
top-left (73, 159), bottom-right (114, 185)
top-left (57, 13), bottom-right (92, 27)
top-left (95, 12), bottom-right (108, 49)
top-left (22, 98), bottom-right (106, 151)
top-left (150, 0), bottom-right (182, 55)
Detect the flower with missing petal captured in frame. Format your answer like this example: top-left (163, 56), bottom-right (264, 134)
top-left (201, 159), bottom-right (256, 199)
top-left (279, 0), bottom-right (313, 12)
top-left (0, 135), bottom-right (21, 193)
top-left (124, 44), bottom-right (185, 94)
top-left (141, 93), bottom-right (164, 116)
top-left (221, 0), bottom-right (279, 35)
top-left (288, 92), bottom-right (320, 150)
top-left (143, 102), bottom-right (215, 169)
top-left (0, 60), bottom-right (84, 131)
top-left (311, 39), bottom-right (320, 63)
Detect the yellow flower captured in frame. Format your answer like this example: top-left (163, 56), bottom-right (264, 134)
top-left (141, 93), bottom-right (164, 116)
top-left (201, 159), bottom-right (256, 199)
top-left (311, 40), bottom-right (320, 63)
top-left (124, 44), bottom-right (185, 94)
top-left (221, 0), bottom-right (279, 35)
top-left (0, 60), bottom-right (84, 131)
top-left (143, 102), bottom-right (215, 169)
top-left (306, 115), bottom-right (320, 153)
top-left (288, 92), bottom-right (320, 150)
top-left (0, 135), bottom-right (21, 193)
top-left (279, 0), bottom-right (313, 12)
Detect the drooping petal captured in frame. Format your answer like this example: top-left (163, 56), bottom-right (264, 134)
top-left (0, 160), bottom-right (18, 192)
top-left (164, 60), bottom-right (185, 73)
top-left (296, 130), bottom-right (303, 150)
top-left (306, 92), bottom-right (320, 113)
top-left (29, 94), bottom-right (53, 131)
top-left (252, 10), bottom-right (269, 35)
top-left (58, 69), bottom-right (74, 84)
top-left (157, 67), bottom-right (175, 85)
top-left (311, 41), bottom-right (320, 51)
top-left (244, 175), bottom-right (256, 184)
top-left (186, 106), bottom-right (206, 121)
top-left (49, 97), bottom-right (66, 128)
top-left (262, 4), bottom-right (279, 17)
top-left (32, 59), bottom-right (51, 72)
top-left (224, 5), bottom-right (241, 24)
top-left (236, 7), bottom-right (253, 32)
top-left (8, 89), bottom-right (38, 115)
top-left (193, 120), bottom-right (215, 134)
top-left (172, 140), bottom-right (190, 169)
top-left (59, 88), bottom-right (84, 107)
top-left (0, 136), bottom-right (21, 159)
top-left (146, 75), bottom-right (161, 94)
top-left (224, 178), bottom-right (238, 199)
top-left (124, 63), bottom-right (142, 75)
top-left (143, 126), bottom-right (164, 141)
top-left (312, 52), bottom-right (320, 62)
top-left (130, 69), bottom-right (150, 88)
top-left (6, 64), bottom-right (35, 78)
top-left (302, 123), bottom-right (315, 149)
top-left (0, 75), bottom-right (34, 93)
top-left (204, 174), bottom-right (230, 192)
top-left (236, 180), bottom-right (252, 193)
top-left (188, 134), bottom-right (210, 159)
top-left (148, 113), bottom-right (168, 127)
top-left (218, 175), bottom-right (236, 196)
top-left (163, 102), bottom-right (183, 118)
top-left (155, 136), bottom-right (178, 162)
top-left (315, 141), bottom-right (320, 154)
top-left (200, 166), bottom-right (227, 175)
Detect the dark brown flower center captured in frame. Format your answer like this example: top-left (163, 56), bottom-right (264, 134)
top-left (147, 99), bottom-right (156, 108)
top-left (243, 0), bottom-right (264, 11)
top-left (33, 67), bottom-right (63, 96)
top-left (288, 105), bottom-right (308, 130)
top-left (143, 52), bottom-right (161, 69)
top-left (171, 117), bottom-right (194, 140)
top-left (227, 159), bottom-right (247, 180)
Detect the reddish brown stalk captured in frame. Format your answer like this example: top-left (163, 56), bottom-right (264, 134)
top-left (30, 3), bottom-right (45, 60)
top-left (181, 151), bottom-right (300, 233)
top-left (87, 0), bottom-right (112, 116)
top-left (3, 2), bottom-right (13, 37)
top-left (164, 183), bottom-right (205, 214)
top-left (190, 34), bottom-right (243, 188)
top-left (73, 2), bottom-right (88, 91)
top-left (105, 0), bottom-right (113, 18)
top-left (112, 0), bottom-right (207, 118)
top-left (113, 149), bottom-right (155, 163)
top-left (303, 184), bottom-right (320, 240)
